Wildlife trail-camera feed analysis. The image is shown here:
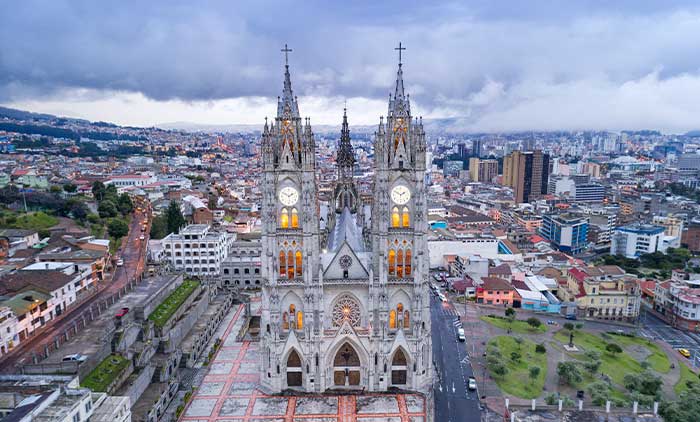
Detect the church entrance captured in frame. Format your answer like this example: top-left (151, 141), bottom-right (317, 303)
top-left (286, 350), bottom-right (303, 387)
top-left (391, 349), bottom-right (408, 385)
top-left (333, 343), bottom-right (361, 387)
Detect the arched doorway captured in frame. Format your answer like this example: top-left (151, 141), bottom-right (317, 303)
top-left (333, 343), bottom-right (361, 387)
top-left (286, 350), bottom-right (302, 387)
top-left (391, 349), bottom-right (408, 385)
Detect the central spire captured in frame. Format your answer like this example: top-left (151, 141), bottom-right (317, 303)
top-left (277, 43), bottom-right (300, 119)
top-left (388, 42), bottom-right (409, 118)
top-left (337, 106), bottom-right (355, 172)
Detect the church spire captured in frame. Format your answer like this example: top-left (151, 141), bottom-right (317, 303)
top-left (388, 42), bottom-right (410, 118)
top-left (337, 106), bottom-right (355, 179)
top-left (277, 44), bottom-right (300, 119)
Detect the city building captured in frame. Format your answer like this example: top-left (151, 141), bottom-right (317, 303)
top-left (683, 217), bottom-right (700, 252)
top-left (221, 236), bottom-right (262, 288)
top-left (558, 265), bottom-right (641, 321)
top-left (468, 158), bottom-right (498, 183)
top-left (652, 214), bottom-right (684, 248)
top-left (161, 224), bottom-right (234, 276)
top-left (259, 57), bottom-right (432, 393)
top-left (475, 277), bottom-right (517, 306)
top-left (539, 213), bottom-right (589, 255)
top-left (0, 305), bottom-right (19, 356)
top-left (502, 150), bottom-right (550, 203)
top-left (611, 223), bottom-right (668, 258)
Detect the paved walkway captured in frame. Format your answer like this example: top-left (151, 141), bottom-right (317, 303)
top-left (180, 300), bottom-right (427, 422)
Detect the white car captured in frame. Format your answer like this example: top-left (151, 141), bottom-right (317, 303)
top-left (457, 328), bottom-right (466, 342)
top-left (62, 353), bottom-right (87, 362)
top-left (116, 258), bottom-right (124, 266)
top-left (468, 377), bottom-right (477, 391)
top-left (439, 294), bottom-right (447, 302)
top-left (139, 235), bottom-right (145, 240)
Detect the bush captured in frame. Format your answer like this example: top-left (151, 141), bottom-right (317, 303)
top-left (557, 362), bottom-right (582, 386)
top-left (535, 343), bottom-right (547, 354)
top-left (605, 343), bottom-right (623, 355)
top-left (526, 317), bottom-right (542, 329)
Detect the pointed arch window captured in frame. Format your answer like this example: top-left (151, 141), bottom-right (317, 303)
top-left (389, 309), bottom-right (397, 329)
top-left (396, 250), bottom-right (404, 277)
top-left (280, 208), bottom-right (290, 228)
top-left (402, 206), bottom-right (410, 227)
top-left (295, 251), bottom-right (303, 276)
top-left (287, 251), bottom-right (294, 279)
top-left (282, 312), bottom-right (289, 330)
top-left (388, 249), bottom-right (396, 274)
top-left (297, 311), bottom-right (303, 329)
top-left (391, 207), bottom-right (400, 228)
top-left (404, 311), bottom-right (410, 329)
top-left (405, 249), bottom-right (412, 276)
top-left (279, 251), bottom-right (286, 276)
top-left (291, 208), bottom-right (299, 228)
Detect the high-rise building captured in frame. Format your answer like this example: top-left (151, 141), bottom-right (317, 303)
top-left (472, 139), bottom-right (482, 158)
top-left (611, 223), bottom-right (667, 258)
top-left (468, 157), bottom-right (498, 183)
top-left (260, 51), bottom-right (431, 394)
top-left (502, 150), bottom-right (550, 203)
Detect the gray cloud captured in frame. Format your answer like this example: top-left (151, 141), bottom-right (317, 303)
top-left (2, 0), bottom-right (700, 131)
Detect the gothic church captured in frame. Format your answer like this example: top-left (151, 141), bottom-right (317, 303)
top-left (260, 45), bottom-right (432, 395)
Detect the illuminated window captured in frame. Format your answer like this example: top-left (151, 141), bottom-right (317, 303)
top-left (402, 207), bottom-right (410, 227)
top-left (280, 208), bottom-right (289, 228)
top-left (295, 251), bottom-right (302, 276)
top-left (397, 303), bottom-right (404, 313)
top-left (405, 250), bottom-right (412, 276)
top-left (391, 207), bottom-right (400, 228)
top-left (389, 309), bottom-right (397, 329)
top-left (287, 251), bottom-right (294, 279)
top-left (397, 250), bottom-right (404, 277)
top-left (291, 208), bottom-right (299, 228)
top-left (388, 250), bottom-right (396, 275)
top-left (283, 312), bottom-right (289, 330)
top-left (297, 311), bottom-right (303, 329)
top-left (279, 251), bottom-right (286, 276)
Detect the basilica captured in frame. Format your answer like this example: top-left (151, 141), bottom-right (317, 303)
top-left (259, 45), bottom-right (432, 395)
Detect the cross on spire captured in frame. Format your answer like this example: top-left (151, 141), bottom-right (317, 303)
top-left (394, 42), bottom-right (406, 65)
top-left (281, 43), bottom-right (292, 66)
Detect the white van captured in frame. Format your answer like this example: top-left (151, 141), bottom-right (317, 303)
top-left (457, 327), bottom-right (465, 342)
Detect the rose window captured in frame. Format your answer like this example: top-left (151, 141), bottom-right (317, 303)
top-left (332, 295), bottom-right (361, 327)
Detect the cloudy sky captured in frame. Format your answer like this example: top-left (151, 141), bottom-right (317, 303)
top-left (2, 0), bottom-right (700, 133)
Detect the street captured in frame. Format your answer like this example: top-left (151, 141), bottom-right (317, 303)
top-left (431, 293), bottom-right (481, 422)
top-left (639, 308), bottom-right (700, 368)
top-left (0, 204), bottom-right (150, 371)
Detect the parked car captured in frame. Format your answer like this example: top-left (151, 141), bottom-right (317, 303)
top-left (62, 353), bottom-right (87, 362)
top-left (439, 294), bottom-right (447, 303)
top-left (565, 314), bottom-right (577, 320)
top-left (468, 377), bottom-right (477, 390)
top-left (457, 328), bottom-right (466, 342)
top-left (115, 307), bottom-right (130, 318)
top-left (678, 348), bottom-right (691, 358)
top-left (139, 235), bottom-right (145, 240)
top-left (116, 258), bottom-right (124, 266)
top-left (546, 320), bottom-right (557, 325)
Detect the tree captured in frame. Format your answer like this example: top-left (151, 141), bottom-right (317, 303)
top-left (529, 366), bottom-right (541, 383)
top-left (107, 219), bottom-right (129, 239)
top-left (92, 181), bottom-right (106, 200)
top-left (0, 185), bottom-right (20, 204)
top-left (505, 307), bottom-right (516, 318)
top-left (514, 337), bottom-right (524, 350)
top-left (624, 371), bottom-right (662, 396)
top-left (165, 201), bottom-right (185, 234)
top-left (563, 322), bottom-right (574, 332)
top-left (98, 200), bottom-right (118, 218)
top-left (510, 351), bottom-right (521, 362)
top-left (49, 185), bottom-right (62, 193)
top-left (660, 382), bottom-right (700, 422)
top-left (583, 350), bottom-right (602, 374)
top-left (535, 343), bottom-right (547, 354)
top-left (557, 361), bottom-right (582, 386)
top-left (117, 193), bottom-right (133, 215)
top-left (149, 215), bottom-right (168, 239)
top-left (63, 183), bottom-right (77, 193)
top-left (66, 200), bottom-right (89, 221)
top-left (526, 317), bottom-right (542, 329)
top-left (605, 343), bottom-right (623, 355)
top-left (587, 381), bottom-right (612, 406)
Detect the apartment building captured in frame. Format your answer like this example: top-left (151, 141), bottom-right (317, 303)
top-left (502, 150), bottom-right (550, 203)
top-left (611, 223), bottom-right (668, 258)
top-left (652, 214), bottom-right (684, 248)
top-left (539, 213), bottom-right (589, 255)
top-left (468, 157), bottom-right (498, 183)
top-left (0, 306), bottom-right (19, 356)
top-left (161, 224), bottom-right (234, 276)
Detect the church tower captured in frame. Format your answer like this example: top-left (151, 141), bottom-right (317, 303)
top-left (260, 45), bottom-right (322, 393)
top-left (260, 44), bottom-right (431, 397)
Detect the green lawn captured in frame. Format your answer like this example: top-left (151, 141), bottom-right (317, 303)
top-left (80, 354), bottom-right (130, 392)
top-left (675, 363), bottom-right (698, 395)
top-left (480, 315), bottom-right (547, 334)
top-left (487, 335), bottom-right (547, 399)
top-left (554, 330), bottom-right (645, 387)
top-left (603, 332), bottom-right (670, 373)
top-left (2, 211), bottom-right (58, 231)
top-left (148, 280), bottom-right (200, 328)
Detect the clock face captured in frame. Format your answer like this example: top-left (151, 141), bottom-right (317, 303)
top-left (278, 186), bottom-right (299, 206)
top-left (391, 185), bottom-right (411, 205)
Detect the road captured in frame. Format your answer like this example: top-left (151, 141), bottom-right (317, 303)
top-left (0, 203), bottom-right (150, 371)
top-left (431, 293), bottom-right (481, 422)
top-left (639, 308), bottom-right (700, 368)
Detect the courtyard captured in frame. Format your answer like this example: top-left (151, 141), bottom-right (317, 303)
top-left (180, 299), bottom-right (427, 422)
